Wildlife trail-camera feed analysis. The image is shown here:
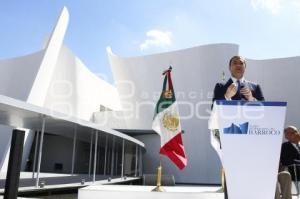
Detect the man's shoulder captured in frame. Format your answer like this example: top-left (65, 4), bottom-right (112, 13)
top-left (245, 80), bottom-right (262, 90)
top-left (281, 141), bottom-right (293, 149)
top-left (245, 80), bottom-right (264, 88)
top-left (214, 82), bottom-right (226, 87)
top-left (214, 79), bottom-right (232, 88)
top-left (245, 80), bottom-right (259, 86)
top-left (282, 141), bottom-right (290, 146)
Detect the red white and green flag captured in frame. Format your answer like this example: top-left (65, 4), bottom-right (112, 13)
top-left (152, 67), bottom-right (187, 170)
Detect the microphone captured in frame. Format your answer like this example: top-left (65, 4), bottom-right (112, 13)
top-left (239, 82), bottom-right (245, 99)
top-left (240, 82), bottom-right (245, 89)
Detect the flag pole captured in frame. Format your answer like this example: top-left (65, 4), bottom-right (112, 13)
top-left (221, 168), bottom-right (225, 191)
top-left (152, 155), bottom-right (165, 192)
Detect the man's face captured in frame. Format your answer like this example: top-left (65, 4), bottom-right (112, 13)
top-left (229, 57), bottom-right (246, 80)
top-left (285, 127), bottom-right (299, 143)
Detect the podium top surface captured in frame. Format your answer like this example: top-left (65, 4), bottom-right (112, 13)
top-left (215, 100), bottom-right (287, 106)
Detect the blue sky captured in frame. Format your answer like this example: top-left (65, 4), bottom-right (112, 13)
top-left (0, 0), bottom-right (300, 83)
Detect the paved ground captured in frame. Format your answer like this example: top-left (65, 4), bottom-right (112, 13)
top-left (0, 173), bottom-right (299, 199)
top-left (78, 185), bottom-right (300, 199)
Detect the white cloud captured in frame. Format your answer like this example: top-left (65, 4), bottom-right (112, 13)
top-left (251, 0), bottom-right (282, 14)
top-left (140, 29), bottom-right (172, 51)
top-left (250, 0), bottom-right (300, 17)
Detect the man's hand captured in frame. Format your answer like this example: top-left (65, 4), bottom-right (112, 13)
top-left (240, 87), bottom-right (255, 101)
top-left (224, 83), bottom-right (237, 99)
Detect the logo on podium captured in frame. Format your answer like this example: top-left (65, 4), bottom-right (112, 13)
top-left (224, 122), bottom-right (249, 134)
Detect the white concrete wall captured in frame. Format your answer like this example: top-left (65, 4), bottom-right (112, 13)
top-left (245, 58), bottom-right (300, 126)
top-left (0, 125), bottom-right (13, 170)
top-left (43, 46), bottom-right (121, 122)
top-left (27, 7), bottom-right (69, 107)
top-left (0, 51), bottom-right (45, 171)
top-left (107, 44), bottom-right (300, 184)
top-left (107, 44), bottom-right (239, 183)
top-left (0, 7), bottom-right (68, 172)
top-left (0, 7), bottom-right (121, 172)
top-left (0, 50), bottom-right (45, 100)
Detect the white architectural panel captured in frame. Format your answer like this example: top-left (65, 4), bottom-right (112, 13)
top-left (0, 50), bottom-right (45, 100)
top-left (0, 7), bottom-right (127, 173)
top-left (0, 51), bottom-right (46, 171)
top-left (27, 7), bottom-right (69, 107)
top-left (107, 44), bottom-right (300, 184)
top-left (107, 44), bottom-right (239, 183)
top-left (43, 46), bottom-right (121, 121)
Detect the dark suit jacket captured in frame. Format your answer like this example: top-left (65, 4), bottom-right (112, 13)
top-left (212, 78), bottom-right (265, 102)
top-left (280, 142), bottom-right (300, 181)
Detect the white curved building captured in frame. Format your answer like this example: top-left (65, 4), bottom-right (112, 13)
top-left (0, 7), bottom-right (143, 184)
top-left (106, 44), bottom-right (300, 184)
top-left (1, 6), bottom-right (300, 186)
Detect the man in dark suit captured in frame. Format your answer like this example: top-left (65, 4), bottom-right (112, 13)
top-left (212, 56), bottom-right (265, 102)
top-left (211, 55), bottom-right (265, 199)
top-left (280, 126), bottom-right (300, 181)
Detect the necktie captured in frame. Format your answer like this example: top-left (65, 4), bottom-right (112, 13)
top-left (237, 80), bottom-right (241, 94)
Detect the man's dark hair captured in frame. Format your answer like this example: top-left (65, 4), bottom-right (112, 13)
top-left (229, 55), bottom-right (246, 67)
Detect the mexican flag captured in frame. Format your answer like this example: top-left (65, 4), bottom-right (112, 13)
top-left (152, 67), bottom-right (187, 170)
